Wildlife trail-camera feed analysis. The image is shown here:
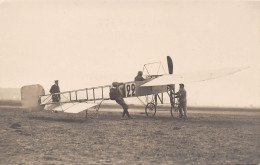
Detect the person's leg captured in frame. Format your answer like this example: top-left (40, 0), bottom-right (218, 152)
top-left (179, 108), bottom-right (183, 118)
top-left (117, 99), bottom-right (130, 118)
top-left (121, 100), bottom-right (132, 118)
top-left (122, 110), bottom-right (126, 117)
top-left (122, 101), bottom-right (131, 118)
top-left (57, 94), bottom-right (61, 102)
top-left (183, 102), bottom-right (187, 118)
top-left (179, 103), bottom-right (184, 118)
top-left (123, 108), bottom-right (130, 117)
top-left (52, 95), bottom-right (58, 102)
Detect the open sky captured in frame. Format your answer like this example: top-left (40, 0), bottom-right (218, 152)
top-left (0, 0), bottom-right (259, 107)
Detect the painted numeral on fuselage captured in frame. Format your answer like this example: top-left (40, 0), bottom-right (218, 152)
top-left (125, 83), bottom-right (136, 97)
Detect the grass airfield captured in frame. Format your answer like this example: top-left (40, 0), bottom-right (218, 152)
top-left (0, 105), bottom-right (259, 165)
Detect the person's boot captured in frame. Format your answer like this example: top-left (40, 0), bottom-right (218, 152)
top-left (179, 109), bottom-right (183, 118)
top-left (128, 115), bottom-right (134, 119)
top-left (124, 109), bottom-right (132, 119)
top-left (126, 113), bottom-right (134, 119)
top-left (183, 110), bottom-right (187, 119)
top-left (121, 111), bottom-right (126, 120)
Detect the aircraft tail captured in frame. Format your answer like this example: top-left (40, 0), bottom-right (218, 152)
top-left (21, 84), bottom-right (45, 111)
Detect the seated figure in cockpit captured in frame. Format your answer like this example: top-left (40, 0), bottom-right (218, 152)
top-left (134, 71), bottom-right (145, 81)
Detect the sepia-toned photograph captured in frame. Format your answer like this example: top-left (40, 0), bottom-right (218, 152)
top-left (0, 0), bottom-right (259, 164)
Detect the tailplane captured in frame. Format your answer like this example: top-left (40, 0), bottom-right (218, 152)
top-left (21, 84), bottom-right (45, 111)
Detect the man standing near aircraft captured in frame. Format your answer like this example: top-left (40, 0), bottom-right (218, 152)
top-left (175, 83), bottom-right (187, 118)
top-left (49, 80), bottom-right (60, 102)
top-left (111, 82), bottom-right (133, 119)
top-left (135, 71), bottom-right (145, 81)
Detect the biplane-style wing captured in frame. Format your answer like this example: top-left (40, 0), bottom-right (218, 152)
top-left (52, 102), bottom-right (97, 113)
top-left (141, 67), bottom-right (248, 87)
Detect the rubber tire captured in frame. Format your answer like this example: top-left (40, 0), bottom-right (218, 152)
top-left (170, 106), bottom-right (179, 118)
top-left (145, 103), bottom-right (156, 117)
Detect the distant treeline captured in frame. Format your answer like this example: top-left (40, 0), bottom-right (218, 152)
top-left (0, 88), bottom-right (20, 100)
top-left (0, 100), bottom-right (21, 106)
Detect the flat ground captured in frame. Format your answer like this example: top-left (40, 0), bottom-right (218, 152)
top-left (0, 106), bottom-right (259, 165)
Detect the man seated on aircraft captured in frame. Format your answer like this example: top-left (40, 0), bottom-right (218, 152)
top-left (111, 82), bottom-right (133, 119)
top-left (175, 83), bottom-right (187, 118)
top-left (49, 80), bottom-right (60, 102)
top-left (134, 71), bottom-right (145, 81)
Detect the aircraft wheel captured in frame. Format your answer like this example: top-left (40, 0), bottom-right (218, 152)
top-left (170, 106), bottom-right (179, 118)
top-left (145, 103), bottom-right (156, 117)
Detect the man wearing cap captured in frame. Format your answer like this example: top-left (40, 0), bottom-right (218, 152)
top-left (49, 80), bottom-right (60, 102)
top-left (134, 71), bottom-right (145, 81)
top-left (175, 83), bottom-right (187, 118)
top-left (111, 82), bottom-right (133, 119)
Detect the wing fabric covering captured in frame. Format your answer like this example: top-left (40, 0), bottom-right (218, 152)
top-left (52, 102), bottom-right (97, 113)
top-left (141, 67), bottom-right (248, 87)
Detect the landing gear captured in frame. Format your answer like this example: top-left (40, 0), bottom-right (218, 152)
top-left (167, 85), bottom-right (178, 118)
top-left (170, 98), bottom-right (179, 118)
top-left (145, 102), bottom-right (156, 117)
top-left (142, 85), bottom-right (177, 118)
top-left (85, 100), bottom-right (105, 119)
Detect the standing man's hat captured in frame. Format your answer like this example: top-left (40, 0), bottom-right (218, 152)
top-left (55, 80), bottom-right (59, 82)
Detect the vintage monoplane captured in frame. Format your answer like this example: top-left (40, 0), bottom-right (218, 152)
top-left (21, 56), bottom-right (247, 118)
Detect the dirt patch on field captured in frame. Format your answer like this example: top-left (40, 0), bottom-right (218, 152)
top-left (0, 107), bottom-right (259, 164)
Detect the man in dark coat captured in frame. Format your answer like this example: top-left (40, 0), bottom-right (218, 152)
top-left (134, 71), bottom-right (145, 81)
top-left (112, 82), bottom-right (133, 119)
top-left (49, 80), bottom-right (60, 102)
top-left (175, 83), bottom-right (187, 118)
